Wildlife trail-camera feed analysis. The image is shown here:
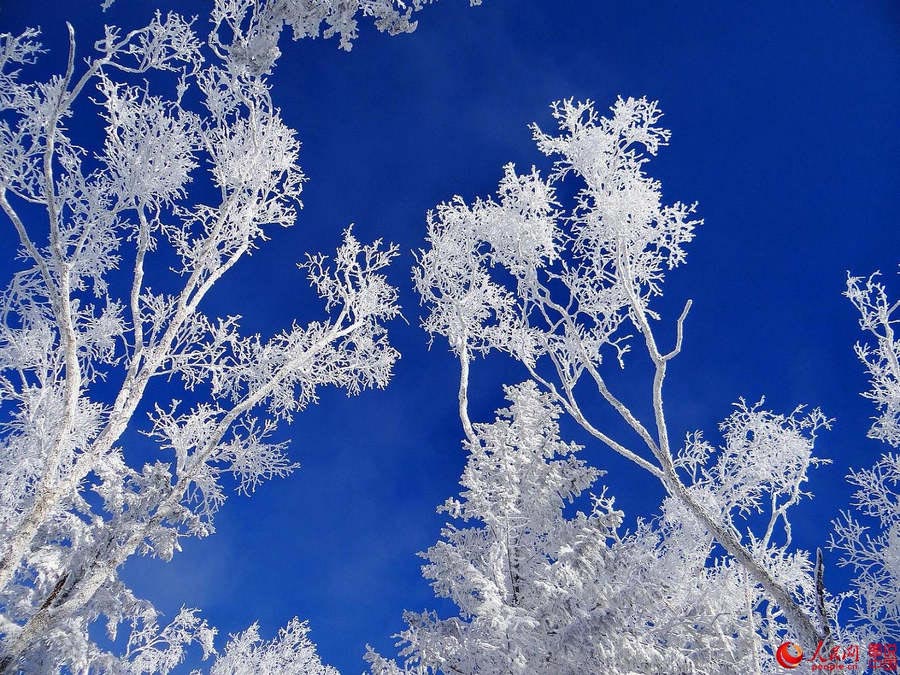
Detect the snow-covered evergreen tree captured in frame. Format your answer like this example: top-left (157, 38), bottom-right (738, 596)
top-left (366, 382), bottom-right (830, 674)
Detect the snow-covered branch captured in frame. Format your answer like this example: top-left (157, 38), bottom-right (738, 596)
top-left (0, 2), bottom-right (406, 669)
top-left (413, 96), bottom-right (829, 646)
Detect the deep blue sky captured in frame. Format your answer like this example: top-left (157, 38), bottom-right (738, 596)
top-left (2, 0), bottom-right (899, 671)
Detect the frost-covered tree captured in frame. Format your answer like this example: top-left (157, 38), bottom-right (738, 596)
top-left (367, 385), bottom-right (840, 673)
top-left (209, 618), bottom-right (338, 675)
top-left (2, 0), bottom-right (894, 670)
top-left (207, 0), bottom-right (482, 72)
top-left (830, 272), bottom-right (900, 640)
top-left (412, 96), bottom-right (834, 647)
top-left (844, 272), bottom-right (900, 449)
top-left (0, 0), bottom-right (488, 667)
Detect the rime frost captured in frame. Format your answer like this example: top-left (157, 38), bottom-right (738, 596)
top-left (830, 273), bottom-right (900, 640)
top-left (413, 96), bottom-right (835, 648)
top-left (0, 0), bottom-right (419, 669)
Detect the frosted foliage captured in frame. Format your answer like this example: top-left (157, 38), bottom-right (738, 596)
top-left (415, 97), bottom-right (700, 368)
top-left (672, 404), bottom-right (839, 652)
top-left (830, 272), bottom-right (900, 638)
top-left (120, 607), bottom-right (217, 674)
top-left (845, 272), bottom-right (900, 447)
top-left (414, 96), bottom-right (832, 647)
top-left (831, 454), bottom-right (900, 639)
top-left (368, 383), bottom-right (787, 675)
top-left (209, 0), bottom-right (482, 75)
top-left (0, 0), bottom-right (406, 669)
top-left (676, 401), bottom-right (830, 533)
top-left (209, 618), bottom-right (338, 675)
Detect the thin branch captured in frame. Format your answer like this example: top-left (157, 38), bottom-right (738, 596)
top-left (662, 299), bottom-right (692, 362)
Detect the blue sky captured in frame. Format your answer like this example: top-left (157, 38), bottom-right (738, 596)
top-left (2, 0), bottom-right (899, 671)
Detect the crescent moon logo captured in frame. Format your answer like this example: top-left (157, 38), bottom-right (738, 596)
top-left (776, 642), bottom-right (804, 669)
